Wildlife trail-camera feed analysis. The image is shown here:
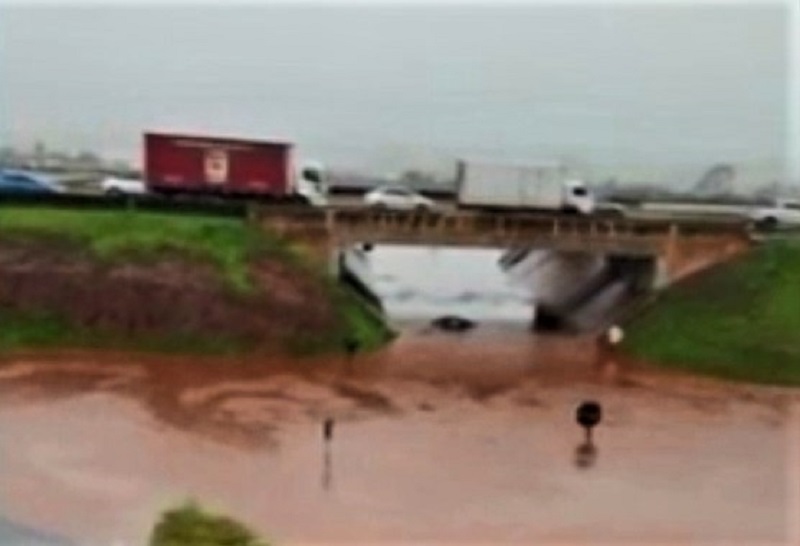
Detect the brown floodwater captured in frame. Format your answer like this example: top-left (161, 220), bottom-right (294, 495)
top-left (0, 331), bottom-right (797, 546)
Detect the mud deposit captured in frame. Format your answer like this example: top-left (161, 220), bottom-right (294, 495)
top-left (0, 238), bottom-right (335, 346)
top-left (0, 333), bottom-right (796, 545)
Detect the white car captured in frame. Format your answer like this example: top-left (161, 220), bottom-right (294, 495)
top-left (363, 186), bottom-right (436, 211)
top-left (749, 199), bottom-right (800, 230)
top-left (100, 176), bottom-right (147, 196)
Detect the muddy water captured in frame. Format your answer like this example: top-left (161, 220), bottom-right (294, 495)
top-left (364, 245), bottom-right (534, 326)
top-left (0, 239), bottom-right (800, 546)
top-left (359, 245), bottom-right (629, 332)
top-left (0, 247), bottom-right (796, 545)
top-left (0, 339), bottom-right (796, 546)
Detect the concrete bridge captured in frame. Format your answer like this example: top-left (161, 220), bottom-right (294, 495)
top-left (254, 206), bottom-right (754, 331)
top-left (255, 206), bottom-right (750, 272)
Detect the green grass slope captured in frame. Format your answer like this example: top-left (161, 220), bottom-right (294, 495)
top-left (625, 240), bottom-right (800, 385)
top-left (0, 206), bottom-right (391, 356)
top-left (0, 207), bottom-right (291, 293)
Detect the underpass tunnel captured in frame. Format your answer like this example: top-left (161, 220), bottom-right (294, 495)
top-left (336, 241), bottom-right (658, 335)
top-left (533, 253), bottom-right (657, 333)
top-left (337, 243), bottom-right (536, 330)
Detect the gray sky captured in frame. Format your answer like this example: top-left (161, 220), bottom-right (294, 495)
top-left (0, 1), bottom-right (793, 183)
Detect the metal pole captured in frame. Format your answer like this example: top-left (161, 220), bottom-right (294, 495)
top-left (789, 0), bottom-right (800, 186)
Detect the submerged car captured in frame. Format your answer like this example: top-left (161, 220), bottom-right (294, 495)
top-left (364, 186), bottom-right (436, 211)
top-left (430, 315), bottom-right (476, 332)
top-left (0, 170), bottom-right (65, 195)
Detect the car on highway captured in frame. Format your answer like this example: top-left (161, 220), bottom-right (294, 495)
top-left (0, 170), bottom-right (65, 195)
top-left (748, 199), bottom-right (800, 230)
top-left (100, 176), bottom-right (147, 196)
top-left (363, 186), bottom-right (436, 211)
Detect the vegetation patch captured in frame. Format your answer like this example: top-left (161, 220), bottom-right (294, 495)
top-left (283, 286), bottom-right (395, 357)
top-left (150, 502), bottom-right (270, 546)
top-left (624, 240), bottom-right (800, 385)
top-left (0, 308), bottom-right (250, 355)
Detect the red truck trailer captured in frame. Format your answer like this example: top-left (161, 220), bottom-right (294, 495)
top-left (144, 132), bottom-right (319, 201)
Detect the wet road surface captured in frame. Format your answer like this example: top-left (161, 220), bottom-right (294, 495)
top-left (0, 332), bottom-right (796, 546)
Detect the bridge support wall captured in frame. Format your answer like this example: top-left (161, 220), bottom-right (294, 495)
top-left (529, 229), bottom-right (751, 332)
top-left (657, 230), bottom-right (750, 286)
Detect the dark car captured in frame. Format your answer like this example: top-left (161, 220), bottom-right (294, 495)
top-left (430, 315), bottom-right (476, 332)
top-left (0, 170), bottom-right (64, 195)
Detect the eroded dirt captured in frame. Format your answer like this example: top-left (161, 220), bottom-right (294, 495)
top-left (0, 237), bottom-right (336, 347)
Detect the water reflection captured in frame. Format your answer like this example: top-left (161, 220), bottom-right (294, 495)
top-left (322, 444), bottom-right (333, 491)
top-left (574, 441), bottom-right (599, 469)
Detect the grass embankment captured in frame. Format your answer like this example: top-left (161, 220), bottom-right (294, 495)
top-left (625, 240), bottom-right (800, 385)
top-left (0, 207), bottom-right (391, 355)
top-left (0, 207), bottom-right (281, 293)
top-left (0, 311), bottom-right (250, 355)
top-left (285, 286), bottom-right (391, 357)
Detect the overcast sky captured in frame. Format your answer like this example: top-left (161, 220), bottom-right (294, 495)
top-left (0, 1), bottom-right (794, 182)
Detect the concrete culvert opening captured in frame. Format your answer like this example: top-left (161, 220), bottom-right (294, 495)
top-left (338, 244), bottom-right (659, 337)
top-left (532, 306), bottom-right (569, 332)
top-left (532, 255), bottom-right (657, 334)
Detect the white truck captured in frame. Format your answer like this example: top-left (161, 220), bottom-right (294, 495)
top-left (455, 159), bottom-right (595, 214)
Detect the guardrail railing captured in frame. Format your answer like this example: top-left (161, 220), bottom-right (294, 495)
top-left (1, 193), bottom-right (752, 245)
top-left (324, 208), bottom-right (748, 233)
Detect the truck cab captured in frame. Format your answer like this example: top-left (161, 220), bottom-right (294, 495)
top-left (295, 160), bottom-right (329, 207)
top-left (563, 179), bottom-right (596, 215)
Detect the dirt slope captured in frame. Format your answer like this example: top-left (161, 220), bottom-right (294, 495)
top-left (0, 237), bottom-right (338, 352)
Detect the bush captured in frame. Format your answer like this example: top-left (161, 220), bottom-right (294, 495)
top-left (149, 502), bottom-right (270, 546)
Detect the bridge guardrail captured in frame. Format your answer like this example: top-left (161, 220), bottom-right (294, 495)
top-left (324, 208), bottom-right (749, 235)
top-left (0, 193), bottom-right (751, 240)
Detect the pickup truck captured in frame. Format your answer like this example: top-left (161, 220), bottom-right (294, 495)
top-left (748, 199), bottom-right (800, 230)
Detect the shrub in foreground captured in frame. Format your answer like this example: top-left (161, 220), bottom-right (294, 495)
top-left (149, 502), bottom-right (270, 546)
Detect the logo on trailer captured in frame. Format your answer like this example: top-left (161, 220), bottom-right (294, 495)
top-left (204, 148), bottom-right (229, 185)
